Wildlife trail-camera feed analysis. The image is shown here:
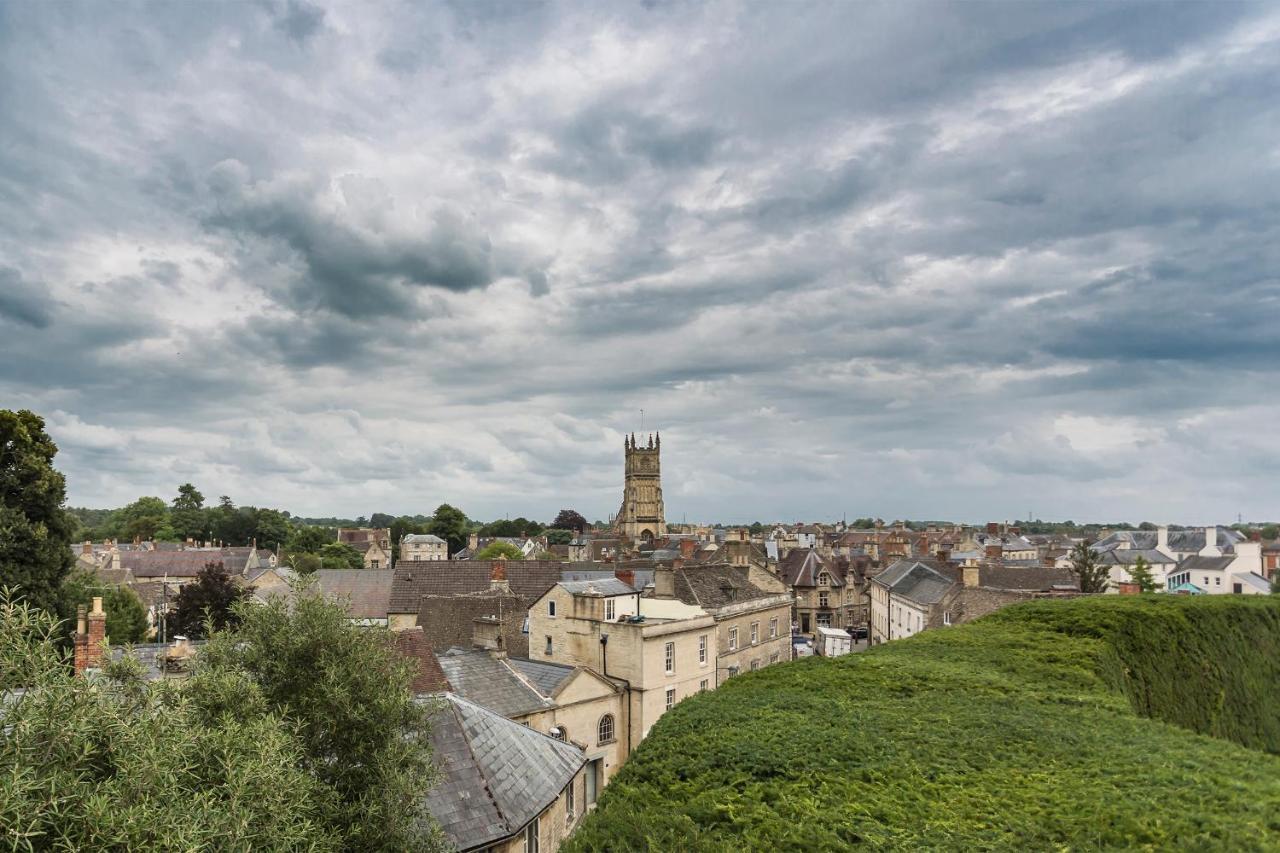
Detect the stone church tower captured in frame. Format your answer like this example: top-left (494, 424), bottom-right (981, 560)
top-left (615, 432), bottom-right (666, 543)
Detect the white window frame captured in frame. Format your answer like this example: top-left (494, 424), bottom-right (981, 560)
top-left (665, 687), bottom-right (675, 710)
top-left (597, 714), bottom-right (615, 745)
top-left (728, 627), bottom-right (738, 651)
top-left (769, 617), bottom-right (778, 639)
top-left (605, 598), bottom-right (615, 621)
top-left (943, 611), bottom-right (952, 626)
top-left (699, 679), bottom-right (709, 691)
top-left (565, 779), bottom-right (575, 825)
top-left (664, 641), bottom-right (675, 675)
top-left (750, 621), bottom-right (759, 645)
top-left (698, 634), bottom-right (708, 664)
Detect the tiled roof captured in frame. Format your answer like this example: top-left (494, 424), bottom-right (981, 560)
top-left (417, 590), bottom-right (530, 656)
top-left (394, 628), bottom-right (451, 693)
top-left (424, 693), bottom-right (584, 851)
top-left (559, 568), bottom-right (655, 589)
top-left (975, 565), bottom-right (1078, 591)
top-left (403, 534), bottom-right (446, 544)
top-left (672, 564), bottom-right (778, 610)
top-left (436, 648), bottom-right (550, 717)
top-left (121, 549), bottom-right (256, 578)
top-left (310, 569), bottom-right (394, 620)
top-left (390, 561), bottom-right (561, 613)
top-left (872, 559), bottom-right (956, 605)
top-left (1097, 549), bottom-right (1176, 566)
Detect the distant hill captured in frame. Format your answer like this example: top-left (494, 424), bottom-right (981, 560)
top-left (567, 596), bottom-right (1280, 850)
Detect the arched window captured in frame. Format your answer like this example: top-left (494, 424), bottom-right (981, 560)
top-left (550, 725), bottom-right (568, 742)
top-left (597, 714), bottom-right (615, 744)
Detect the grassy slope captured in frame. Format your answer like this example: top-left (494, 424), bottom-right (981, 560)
top-left (566, 597), bottom-right (1280, 851)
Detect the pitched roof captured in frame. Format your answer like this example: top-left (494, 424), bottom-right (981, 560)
top-left (1177, 555), bottom-right (1236, 572)
top-left (390, 561), bottom-right (562, 613)
top-left (506, 657), bottom-right (577, 697)
top-left (435, 648), bottom-right (550, 717)
top-left (1096, 549), bottom-right (1176, 566)
top-left (672, 564), bottom-right (778, 610)
top-left (394, 628), bottom-right (451, 693)
top-left (777, 549), bottom-right (849, 588)
top-left (402, 533), bottom-right (446, 544)
top-left (424, 693), bottom-right (584, 852)
top-left (416, 590), bottom-right (530, 656)
top-left (559, 568), bottom-right (655, 589)
top-left (310, 569), bottom-right (395, 620)
top-left (120, 549), bottom-right (256, 578)
top-left (973, 565), bottom-right (1078, 591)
top-left (872, 559), bottom-right (956, 605)
top-left (557, 578), bottom-right (636, 597)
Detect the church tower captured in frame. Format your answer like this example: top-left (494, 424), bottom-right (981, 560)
top-left (615, 432), bottom-right (666, 543)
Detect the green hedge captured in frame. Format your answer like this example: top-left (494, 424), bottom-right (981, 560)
top-left (566, 596), bottom-right (1280, 851)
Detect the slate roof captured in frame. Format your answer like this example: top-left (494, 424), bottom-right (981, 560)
top-left (872, 559), bottom-right (957, 605)
top-left (1097, 549), bottom-right (1176, 566)
top-left (973, 565), bottom-right (1078, 591)
top-left (417, 590), bottom-right (530, 656)
top-left (777, 549), bottom-right (849, 588)
top-left (506, 657), bottom-right (577, 697)
top-left (390, 561), bottom-right (562, 613)
top-left (435, 648), bottom-right (550, 718)
top-left (672, 564), bottom-right (778, 610)
top-left (310, 569), bottom-right (394, 620)
top-left (1093, 527), bottom-right (1244, 555)
top-left (424, 693), bottom-right (584, 852)
top-left (403, 533), bottom-right (447, 544)
top-left (1177, 555), bottom-right (1236, 573)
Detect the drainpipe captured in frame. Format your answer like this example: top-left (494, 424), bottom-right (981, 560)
top-left (600, 633), bottom-right (633, 757)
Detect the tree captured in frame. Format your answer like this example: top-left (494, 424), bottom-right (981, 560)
top-left (477, 517), bottom-right (544, 538)
top-left (475, 541), bottom-right (524, 560)
top-left (289, 552), bottom-right (323, 574)
top-left (251, 507), bottom-right (291, 551)
top-left (193, 582), bottom-right (447, 851)
top-left (1261, 524), bottom-right (1278, 541)
top-left (0, 588), bottom-right (334, 850)
top-left (118, 495), bottom-right (170, 542)
top-left (169, 562), bottom-right (248, 639)
top-left (390, 516), bottom-right (429, 562)
top-left (1068, 541), bottom-right (1109, 594)
top-left (428, 504), bottom-right (469, 554)
top-left (1127, 556), bottom-right (1158, 594)
top-left (551, 509), bottom-right (588, 533)
top-left (170, 483), bottom-right (207, 542)
top-left (369, 512), bottom-right (396, 528)
top-left (545, 528), bottom-right (574, 545)
top-left (286, 524), bottom-right (334, 554)
top-left (318, 542), bottom-right (364, 570)
top-left (0, 409), bottom-right (76, 613)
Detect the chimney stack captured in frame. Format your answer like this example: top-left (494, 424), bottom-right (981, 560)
top-left (1200, 526), bottom-right (1221, 557)
top-left (936, 548), bottom-right (951, 563)
top-left (984, 543), bottom-right (1003, 561)
top-left (472, 616), bottom-right (504, 656)
top-left (655, 565), bottom-right (675, 598)
top-left (74, 597), bottom-right (107, 675)
top-left (963, 565), bottom-right (981, 588)
top-left (468, 533), bottom-right (479, 552)
top-left (614, 568), bottom-right (635, 589)
top-left (489, 561), bottom-right (510, 592)
top-left (986, 521), bottom-right (999, 535)
top-left (678, 538), bottom-right (697, 558)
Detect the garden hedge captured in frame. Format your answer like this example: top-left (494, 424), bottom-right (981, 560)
top-left (566, 595), bottom-right (1280, 851)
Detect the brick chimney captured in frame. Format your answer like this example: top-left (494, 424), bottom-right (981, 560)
top-left (614, 568), bottom-right (635, 589)
top-left (984, 544), bottom-right (1003, 560)
top-left (472, 616), bottom-right (505, 656)
top-left (1116, 581), bottom-right (1141, 595)
top-left (936, 548), bottom-right (951, 563)
top-left (489, 561), bottom-right (510, 593)
top-left (678, 538), bottom-right (697, 558)
top-left (986, 521), bottom-right (999, 535)
top-left (73, 597), bottom-right (107, 675)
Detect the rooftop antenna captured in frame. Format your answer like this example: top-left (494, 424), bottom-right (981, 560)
top-left (640, 408), bottom-right (644, 433)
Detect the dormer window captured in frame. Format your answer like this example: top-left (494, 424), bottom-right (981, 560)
top-left (818, 571), bottom-right (831, 587)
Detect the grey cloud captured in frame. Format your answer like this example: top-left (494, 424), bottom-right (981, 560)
top-left (0, 267), bottom-right (56, 328)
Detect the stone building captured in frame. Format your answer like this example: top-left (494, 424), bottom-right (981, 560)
top-left (387, 559), bottom-right (562, 631)
top-left (614, 433), bottom-right (666, 543)
top-left (529, 577), bottom-right (714, 745)
top-left (656, 561), bottom-right (793, 680)
top-left (777, 549), bottom-right (871, 635)
top-left (336, 527), bottom-right (392, 569)
top-left (400, 533), bottom-right (448, 562)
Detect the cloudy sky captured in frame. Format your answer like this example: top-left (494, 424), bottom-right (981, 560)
top-left (3, 1), bottom-right (1279, 525)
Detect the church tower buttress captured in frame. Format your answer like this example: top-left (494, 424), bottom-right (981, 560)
top-left (615, 432), bottom-right (666, 543)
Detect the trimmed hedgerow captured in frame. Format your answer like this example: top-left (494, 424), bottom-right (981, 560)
top-left (566, 596), bottom-right (1280, 851)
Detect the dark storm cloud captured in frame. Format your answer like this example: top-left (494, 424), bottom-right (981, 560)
top-left (2, 0), bottom-right (1279, 522)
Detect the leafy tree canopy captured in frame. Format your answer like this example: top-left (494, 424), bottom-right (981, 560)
top-left (194, 583), bottom-right (447, 850)
top-left (286, 525), bottom-right (335, 555)
top-left (169, 563), bottom-right (248, 639)
top-left (1128, 556), bottom-right (1158, 594)
top-left (476, 517), bottom-right (543, 538)
top-left (474, 541), bottom-right (524, 560)
top-left (0, 410), bottom-right (76, 613)
top-left (428, 504), bottom-right (469, 554)
top-left (551, 509), bottom-right (588, 533)
top-left (544, 528), bottom-right (574, 546)
top-left (318, 542), bottom-right (364, 570)
top-left (1069, 541), bottom-right (1110, 594)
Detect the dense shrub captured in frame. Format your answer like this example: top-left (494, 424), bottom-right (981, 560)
top-left (567, 596), bottom-right (1280, 851)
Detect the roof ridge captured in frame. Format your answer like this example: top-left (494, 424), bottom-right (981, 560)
top-left (444, 695), bottom-right (514, 834)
